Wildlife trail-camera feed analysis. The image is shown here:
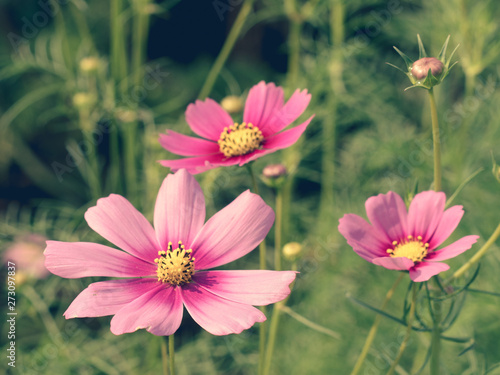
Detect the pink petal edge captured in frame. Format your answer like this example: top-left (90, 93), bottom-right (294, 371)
top-left (409, 262), bottom-right (450, 282)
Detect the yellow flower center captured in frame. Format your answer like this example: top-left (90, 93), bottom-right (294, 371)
top-left (218, 122), bottom-right (264, 157)
top-left (386, 235), bottom-right (429, 263)
top-left (154, 241), bottom-right (195, 286)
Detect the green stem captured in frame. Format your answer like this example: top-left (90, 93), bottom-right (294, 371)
top-left (198, 0), bottom-right (254, 100)
top-left (386, 283), bottom-right (417, 375)
top-left (350, 273), bottom-right (404, 375)
top-left (169, 335), bottom-right (175, 375)
top-left (279, 305), bottom-right (340, 339)
top-left (428, 88), bottom-right (442, 192)
top-left (110, 0), bottom-right (127, 82)
top-left (430, 278), bottom-right (442, 375)
top-left (262, 303), bottom-right (282, 375)
top-left (274, 188), bottom-right (283, 271)
top-left (450, 221), bottom-right (500, 281)
top-left (161, 337), bottom-right (169, 375)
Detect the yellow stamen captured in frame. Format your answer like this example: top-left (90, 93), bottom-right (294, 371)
top-left (389, 236), bottom-right (429, 263)
top-left (218, 122), bottom-right (264, 157)
top-left (154, 241), bottom-right (195, 286)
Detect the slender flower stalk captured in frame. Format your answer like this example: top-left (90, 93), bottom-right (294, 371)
top-left (350, 273), bottom-right (404, 375)
top-left (450, 221), bottom-right (500, 281)
top-left (430, 278), bottom-right (442, 375)
top-left (262, 303), bottom-right (282, 375)
top-left (274, 188), bottom-right (283, 271)
top-left (428, 88), bottom-right (441, 192)
top-left (169, 335), bottom-right (175, 375)
top-left (161, 337), bottom-right (168, 375)
top-left (198, 0), bottom-right (254, 100)
top-left (279, 305), bottom-right (340, 339)
top-left (386, 283), bottom-right (417, 375)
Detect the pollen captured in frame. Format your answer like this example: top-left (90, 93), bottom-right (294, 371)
top-left (154, 241), bottom-right (195, 286)
top-left (218, 122), bottom-right (264, 158)
top-left (386, 235), bottom-right (429, 263)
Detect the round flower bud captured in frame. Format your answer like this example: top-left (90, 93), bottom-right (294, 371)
top-left (115, 108), bottom-right (138, 123)
top-left (79, 57), bottom-right (100, 73)
top-left (221, 95), bottom-right (244, 114)
top-left (73, 92), bottom-right (96, 109)
top-left (263, 164), bottom-right (287, 179)
top-left (411, 57), bottom-right (444, 80)
top-left (283, 242), bottom-right (302, 261)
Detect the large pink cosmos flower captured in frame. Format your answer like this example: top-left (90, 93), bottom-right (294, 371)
top-left (44, 169), bottom-right (296, 336)
top-left (159, 81), bottom-right (313, 174)
top-left (338, 191), bottom-right (479, 282)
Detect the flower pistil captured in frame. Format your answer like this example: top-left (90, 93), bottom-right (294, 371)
top-left (218, 122), bottom-right (264, 157)
top-left (387, 235), bottom-right (429, 263)
top-left (154, 241), bottom-right (195, 285)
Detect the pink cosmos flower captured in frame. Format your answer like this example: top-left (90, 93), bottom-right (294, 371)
top-left (338, 191), bottom-right (479, 282)
top-left (159, 81), bottom-right (314, 174)
top-left (44, 169), bottom-right (296, 336)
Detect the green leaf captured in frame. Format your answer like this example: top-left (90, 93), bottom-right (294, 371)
top-left (437, 35), bottom-right (451, 62)
top-left (393, 46), bottom-right (414, 69)
top-left (446, 168), bottom-right (484, 208)
top-left (386, 62), bottom-right (407, 74)
top-left (417, 34), bottom-right (427, 59)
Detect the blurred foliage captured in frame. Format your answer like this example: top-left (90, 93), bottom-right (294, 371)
top-left (1, 0), bottom-right (500, 374)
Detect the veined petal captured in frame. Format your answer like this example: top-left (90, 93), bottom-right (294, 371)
top-left (159, 153), bottom-right (239, 174)
top-left (426, 235), bottom-right (479, 261)
top-left (186, 98), bottom-right (233, 141)
top-left (372, 256), bottom-right (414, 270)
top-left (428, 205), bottom-right (464, 249)
top-left (110, 284), bottom-right (183, 336)
top-left (338, 214), bottom-right (389, 262)
top-left (263, 116), bottom-right (314, 151)
top-left (191, 190), bottom-right (274, 270)
top-left (243, 81), bottom-right (284, 135)
top-left (154, 169), bottom-right (206, 250)
top-left (266, 88), bottom-right (311, 135)
top-left (159, 130), bottom-right (219, 156)
top-left (408, 191), bottom-right (446, 244)
top-left (181, 283), bottom-right (266, 335)
top-left (44, 241), bottom-right (155, 278)
top-left (84, 194), bottom-right (159, 262)
top-left (193, 270), bottom-right (296, 306)
top-left (64, 279), bottom-right (157, 318)
top-left (365, 192), bottom-right (408, 243)
top-left (409, 262), bottom-right (449, 282)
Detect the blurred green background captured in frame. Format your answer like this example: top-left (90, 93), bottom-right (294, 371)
top-left (1, 0), bottom-right (499, 374)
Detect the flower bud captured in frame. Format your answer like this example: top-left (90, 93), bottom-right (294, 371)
top-left (221, 95), bottom-right (244, 114)
top-left (3, 234), bottom-right (50, 283)
top-left (73, 92), bottom-right (96, 109)
top-left (263, 164), bottom-right (287, 179)
top-left (115, 108), bottom-right (138, 123)
top-left (79, 57), bottom-right (100, 73)
top-left (283, 242), bottom-right (302, 261)
top-left (411, 57), bottom-right (444, 80)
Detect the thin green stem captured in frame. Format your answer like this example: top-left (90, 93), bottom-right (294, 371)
top-left (198, 0), bottom-right (254, 100)
top-left (450, 221), bottom-right (500, 281)
top-left (386, 283), bottom-right (417, 375)
top-left (279, 305), bottom-right (340, 339)
top-left (262, 303), bottom-right (282, 375)
top-left (274, 188), bottom-right (283, 271)
top-left (161, 337), bottom-right (169, 375)
top-left (169, 335), bottom-right (175, 375)
top-left (430, 278), bottom-right (442, 375)
top-left (110, 0), bottom-right (127, 82)
top-left (350, 273), bottom-right (404, 375)
top-left (428, 88), bottom-right (442, 192)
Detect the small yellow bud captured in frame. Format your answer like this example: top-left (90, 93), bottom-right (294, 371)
top-left (72, 92), bottom-right (96, 109)
top-left (79, 57), bottom-right (100, 73)
top-left (115, 108), bottom-right (138, 123)
top-left (283, 242), bottom-right (302, 261)
top-left (220, 95), bottom-right (244, 114)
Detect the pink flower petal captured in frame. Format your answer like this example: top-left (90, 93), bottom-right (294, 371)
top-left (426, 235), bottom-right (479, 261)
top-left (193, 270), bottom-right (296, 306)
top-left (427, 205), bottom-right (464, 249)
top-left (365, 192), bottom-right (408, 243)
top-left (181, 283), bottom-right (266, 335)
top-left (243, 81), bottom-right (284, 136)
top-left (110, 284), bottom-right (183, 336)
top-left (262, 116), bottom-right (314, 150)
top-left (191, 190), bottom-right (274, 270)
top-left (338, 214), bottom-right (390, 262)
top-left (154, 169), bottom-right (206, 250)
top-left (159, 153), bottom-right (239, 174)
top-left (407, 191), bottom-right (446, 244)
top-left (64, 279), bottom-right (157, 318)
top-left (44, 241), bottom-right (155, 278)
top-left (372, 256), bottom-right (414, 270)
top-left (159, 130), bottom-right (219, 156)
top-left (409, 261), bottom-right (450, 282)
top-left (266, 88), bottom-right (311, 135)
top-left (84, 194), bottom-right (159, 262)
top-left (186, 98), bottom-right (233, 141)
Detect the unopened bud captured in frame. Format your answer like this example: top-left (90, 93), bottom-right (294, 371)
top-left (221, 95), bottom-right (244, 114)
top-left (283, 242), bottom-right (302, 261)
top-left (79, 57), bottom-right (100, 73)
top-left (263, 164), bottom-right (287, 179)
top-left (73, 92), bottom-right (96, 109)
top-left (411, 57), bottom-right (444, 80)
